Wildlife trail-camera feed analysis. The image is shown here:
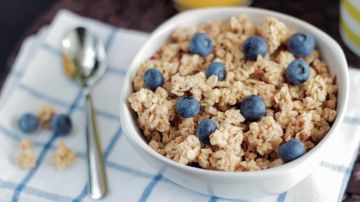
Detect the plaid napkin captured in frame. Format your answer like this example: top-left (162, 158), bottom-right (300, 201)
top-left (0, 10), bottom-right (359, 202)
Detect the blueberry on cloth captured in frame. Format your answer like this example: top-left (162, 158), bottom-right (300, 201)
top-left (242, 36), bottom-right (268, 61)
top-left (143, 68), bottom-right (164, 91)
top-left (206, 62), bottom-right (226, 81)
top-left (240, 95), bottom-right (266, 122)
top-left (197, 119), bottom-right (217, 144)
top-left (285, 59), bottom-right (311, 85)
top-left (287, 32), bottom-right (315, 57)
top-left (51, 114), bottom-right (72, 135)
top-left (176, 96), bottom-right (200, 118)
top-left (188, 32), bottom-right (213, 57)
top-left (18, 113), bottom-right (39, 133)
top-left (279, 139), bottom-right (305, 163)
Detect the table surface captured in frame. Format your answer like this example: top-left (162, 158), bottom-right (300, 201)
top-left (5, 0), bottom-right (360, 201)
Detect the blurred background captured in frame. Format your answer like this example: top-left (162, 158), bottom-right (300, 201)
top-left (0, 0), bottom-right (358, 200)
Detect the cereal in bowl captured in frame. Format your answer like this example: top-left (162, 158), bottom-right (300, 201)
top-left (128, 16), bottom-right (337, 171)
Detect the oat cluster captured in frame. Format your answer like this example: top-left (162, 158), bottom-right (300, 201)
top-left (37, 105), bottom-right (57, 129)
top-left (52, 141), bottom-right (77, 169)
top-left (128, 16), bottom-right (337, 171)
top-left (16, 139), bottom-right (36, 169)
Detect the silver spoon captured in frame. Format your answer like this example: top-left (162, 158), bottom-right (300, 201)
top-left (61, 27), bottom-right (108, 199)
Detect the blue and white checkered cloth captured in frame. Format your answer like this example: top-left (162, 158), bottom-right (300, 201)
top-left (0, 10), bottom-right (359, 202)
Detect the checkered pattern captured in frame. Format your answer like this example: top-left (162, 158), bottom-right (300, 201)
top-left (0, 10), bottom-right (359, 202)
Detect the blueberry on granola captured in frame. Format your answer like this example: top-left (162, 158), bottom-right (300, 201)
top-left (176, 96), bottom-right (200, 118)
top-left (143, 68), bottom-right (164, 90)
top-left (197, 119), bottom-right (217, 144)
top-left (287, 32), bottom-right (315, 57)
top-left (18, 113), bottom-right (39, 133)
top-left (242, 36), bottom-right (268, 61)
top-left (51, 114), bottom-right (72, 135)
top-left (286, 59), bottom-right (311, 85)
top-left (206, 62), bottom-right (226, 81)
top-left (279, 139), bottom-right (305, 163)
top-left (189, 33), bottom-right (213, 57)
top-left (240, 95), bottom-right (266, 122)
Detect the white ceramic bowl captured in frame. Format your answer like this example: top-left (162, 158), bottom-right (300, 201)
top-left (120, 7), bottom-right (349, 199)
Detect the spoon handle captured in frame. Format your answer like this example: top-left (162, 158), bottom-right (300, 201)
top-left (85, 90), bottom-right (108, 199)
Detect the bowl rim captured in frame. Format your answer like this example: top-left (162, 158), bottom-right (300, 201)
top-left (120, 7), bottom-right (349, 178)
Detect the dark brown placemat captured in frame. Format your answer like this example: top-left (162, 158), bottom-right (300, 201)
top-left (6, 0), bottom-right (360, 201)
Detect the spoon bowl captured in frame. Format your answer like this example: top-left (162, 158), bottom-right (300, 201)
top-left (62, 27), bottom-right (107, 86)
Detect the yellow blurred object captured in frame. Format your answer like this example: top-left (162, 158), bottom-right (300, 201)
top-left (63, 54), bottom-right (76, 78)
top-left (174, 0), bottom-right (252, 10)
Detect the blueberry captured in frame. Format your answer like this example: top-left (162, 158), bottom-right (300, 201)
top-left (197, 119), bottom-right (217, 144)
top-left (279, 139), bottom-right (305, 163)
top-left (143, 68), bottom-right (164, 91)
top-left (206, 62), bottom-right (226, 81)
top-left (189, 33), bottom-right (213, 57)
top-left (240, 95), bottom-right (266, 122)
top-left (18, 113), bottom-right (39, 133)
top-left (51, 114), bottom-right (72, 135)
top-left (287, 32), bottom-right (315, 57)
top-left (242, 36), bottom-right (268, 61)
top-left (285, 59), bottom-right (311, 85)
top-left (176, 96), bottom-right (200, 118)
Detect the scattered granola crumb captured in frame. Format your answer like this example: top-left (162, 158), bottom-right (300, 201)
top-left (37, 105), bottom-right (57, 129)
top-left (16, 139), bottom-right (35, 169)
top-left (52, 141), bottom-right (76, 169)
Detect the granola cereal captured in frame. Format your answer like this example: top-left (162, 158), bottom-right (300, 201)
top-left (52, 141), bottom-right (76, 169)
top-left (128, 15), bottom-right (337, 171)
top-left (37, 105), bottom-right (57, 128)
top-left (16, 139), bottom-right (36, 169)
